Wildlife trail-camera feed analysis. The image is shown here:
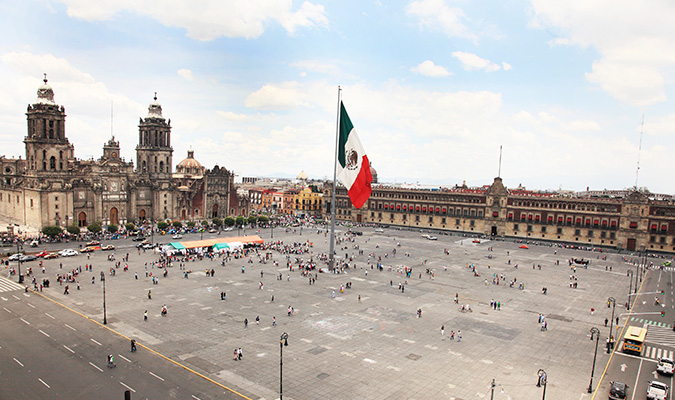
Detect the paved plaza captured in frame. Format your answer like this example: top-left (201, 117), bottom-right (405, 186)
top-left (5, 226), bottom-right (635, 399)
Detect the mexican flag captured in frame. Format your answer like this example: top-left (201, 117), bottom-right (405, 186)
top-left (337, 101), bottom-right (372, 209)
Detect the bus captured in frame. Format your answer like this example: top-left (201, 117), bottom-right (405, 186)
top-left (622, 326), bottom-right (648, 355)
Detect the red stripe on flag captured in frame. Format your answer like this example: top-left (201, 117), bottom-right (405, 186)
top-left (347, 155), bottom-right (372, 209)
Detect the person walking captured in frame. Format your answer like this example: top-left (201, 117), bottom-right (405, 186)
top-left (244, 318), bottom-right (248, 328)
top-left (358, 295), bottom-right (361, 302)
top-left (272, 317), bottom-right (276, 326)
top-left (255, 315), bottom-right (260, 325)
top-left (457, 330), bottom-right (462, 342)
top-left (441, 325), bottom-right (445, 336)
top-left (144, 310), bottom-right (148, 321)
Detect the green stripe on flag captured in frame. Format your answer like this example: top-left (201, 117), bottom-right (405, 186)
top-left (338, 102), bottom-right (354, 168)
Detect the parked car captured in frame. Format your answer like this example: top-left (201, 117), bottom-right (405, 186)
top-left (647, 381), bottom-right (669, 400)
top-left (136, 240), bottom-right (150, 248)
top-left (209, 229), bottom-right (217, 233)
top-left (657, 357), bottom-right (675, 375)
top-left (609, 381), bottom-right (628, 399)
top-left (172, 234), bottom-right (183, 239)
top-left (58, 249), bottom-right (79, 257)
top-left (374, 228), bottom-right (384, 233)
top-left (101, 245), bottom-right (115, 251)
top-left (30, 240), bottom-right (39, 247)
top-left (223, 227), bottom-right (233, 231)
top-left (132, 236), bottom-right (146, 242)
top-left (80, 247), bottom-right (96, 253)
top-left (44, 253), bottom-right (59, 259)
top-left (8, 253), bottom-right (23, 261)
top-left (427, 236), bottom-right (438, 240)
top-left (86, 241), bottom-right (101, 247)
top-left (35, 251), bottom-right (50, 258)
top-left (19, 255), bottom-right (37, 262)
top-left (142, 242), bottom-right (157, 249)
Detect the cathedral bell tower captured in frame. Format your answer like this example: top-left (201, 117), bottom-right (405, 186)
top-left (24, 74), bottom-right (74, 174)
top-left (136, 93), bottom-right (173, 179)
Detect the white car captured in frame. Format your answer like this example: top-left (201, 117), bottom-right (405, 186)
top-left (657, 357), bottom-right (675, 375)
top-left (427, 236), bottom-right (438, 240)
top-left (647, 380), bottom-right (669, 400)
top-left (172, 234), bottom-right (183, 239)
top-left (58, 249), bottom-right (79, 257)
top-left (374, 228), bottom-right (384, 233)
top-left (223, 227), bottom-right (233, 231)
top-left (8, 253), bottom-right (22, 261)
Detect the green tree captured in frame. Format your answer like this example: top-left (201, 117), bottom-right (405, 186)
top-left (224, 217), bottom-right (235, 227)
top-left (186, 221), bottom-right (196, 228)
top-left (257, 215), bottom-right (269, 224)
top-left (172, 221), bottom-right (183, 228)
top-left (212, 217), bottom-right (223, 227)
top-left (42, 226), bottom-right (63, 237)
top-left (67, 225), bottom-right (81, 235)
top-left (235, 216), bottom-right (245, 226)
top-left (87, 222), bottom-right (102, 234)
top-left (125, 222), bottom-right (135, 231)
top-left (201, 219), bottom-right (209, 227)
top-left (247, 215), bottom-right (258, 226)
top-left (157, 221), bottom-right (169, 231)
top-left (107, 224), bottom-right (118, 233)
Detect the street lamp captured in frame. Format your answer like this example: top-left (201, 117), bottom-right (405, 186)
top-left (102, 273), bottom-right (107, 325)
top-left (489, 378), bottom-right (504, 400)
top-left (607, 297), bottom-right (616, 353)
top-left (587, 327), bottom-right (600, 393)
top-left (16, 240), bottom-right (24, 284)
top-left (626, 270), bottom-right (633, 310)
top-left (279, 332), bottom-right (289, 400)
top-left (271, 222), bottom-right (274, 239)
top-left (537, 369), bottom-right (547, 400)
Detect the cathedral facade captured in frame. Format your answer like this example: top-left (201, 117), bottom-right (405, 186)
top-left (0, 78), bottom-right (245, 232)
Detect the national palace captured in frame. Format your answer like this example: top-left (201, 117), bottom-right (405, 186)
top-left (324, 177), bottom-right (675, 254)
top-left (0, 77), bottom-right (246, 232)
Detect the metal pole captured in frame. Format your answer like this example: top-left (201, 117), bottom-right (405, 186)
top-left (607, 297), bottom-right (615, 353)
top-left (537, 369), bottom-right (547, 400)
top-left (587, 327), bottom-right (600, 393)
top-left (627, 270), bottom-right (633, 310)
top-left (17, 241), bottom-right (24, 284)
top-left (328, 87), bottom-right (341, 271)
top-left (490, 378), bottom-right (495, 400)
top-left (103, 275), bottom-right (107, 325)
top-left (280, 332), bottom-right (288, 400)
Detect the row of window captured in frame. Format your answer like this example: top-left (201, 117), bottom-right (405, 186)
top-left (510, 199), bottom-right (620, 213)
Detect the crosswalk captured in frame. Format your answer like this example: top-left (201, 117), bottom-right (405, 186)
top-left (618, 324), bottom-right (675, 361)
top-left (630, 317), bottom-right (672, 329)
top-left (647, 325), bottom-right (675, 347)
top-left (0, 276), bottom-right (23, 293)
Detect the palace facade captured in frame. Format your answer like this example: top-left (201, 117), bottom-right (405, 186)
top-left (0, 78), bottom-right (246, 232)
top-left (324, 177), bottom-right (675, 254)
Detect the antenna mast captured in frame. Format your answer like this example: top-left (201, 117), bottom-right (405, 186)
top-left (111, 100), bottom-right (114, 139)
top-left (498, 145), bottom-right (502, 178)
top-left (634, 115), bottom-right (644, 190)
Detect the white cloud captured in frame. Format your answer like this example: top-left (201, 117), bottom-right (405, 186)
top-left (452, 51), bottom-right (502, 72)
top-left (216, 111), bottom-right (249, 121)
top-left (245, 81), bottom-right (332, 110)
top-left (177, 68), bottom-right (193, 81)
top-left (406, 0), bottom-right (478, 42)
top-left (529, 0), bottom-right (675, 106)
top-left (501, 62), bottom-right (512, 71)
top-left (411, 60), bottom-right (451, 77)
top-left (289, 60), bottom-right (341, 76)
top-left (59, 0), bottom-right (328, 40)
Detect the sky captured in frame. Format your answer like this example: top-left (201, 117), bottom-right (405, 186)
top-left (2, 1), bottom-right (675, 194)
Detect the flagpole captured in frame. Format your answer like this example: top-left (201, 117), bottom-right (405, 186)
top-left (328, 87), bottom-right (341, 271)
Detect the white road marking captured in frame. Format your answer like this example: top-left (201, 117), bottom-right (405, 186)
top-left (65, 324), bottom-right (76, 331)
top-left (90, 338), bottom-right (102, 346)
top-left (403, 339), bottom-right (415, 343)
top-left (363, 358), bottom-right (377, 364)
top-left (26, 303), bottom-right (35, 308)
top-left (20, 318), bottom-right (30, 325)
top-left (12, 295), bottom-right (20, 300)
top-left (13, 358), bottom-right (24, 367)
top-left (1, 297), bottom-right (7, 301)
top-left (120, 382), bottom-right (136, 393)
top-left (45, 313), bottom-right (55, 319)
top-left (191, 395), bottom-right (202, 400)
top-left (149, 371), bottom-right (165, 381)
top-left (23, 293), bottom-right (29, 297)
top-left (38, 378), bottom-right (50, 388)
top-left (117, 354), bottom-right (130, 362)
top-left (3, 307), bottom-right (11, 313)
top-left (39, 330), bottom-right (50, 337)
top-left (387, 366), bottom-right (401, 372)
top-left (89, 362), bottom-right (103, 372)
top-left (63, 345), bottom-right (74, 353)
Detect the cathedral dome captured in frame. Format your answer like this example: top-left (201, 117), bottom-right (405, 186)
top-left (297, 170), bottom-right (308, 180)
top-left (36, 75), bottom-right (56, 105)
top-left (146, 93), bottom-right (163, 119)
top-left (369, 162), bottom-right (378, 184)
top-left (176, 149), bottom-right (204, 175)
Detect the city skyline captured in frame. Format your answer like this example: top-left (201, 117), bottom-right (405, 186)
top-left (2, 1), bottom-right (675, 193)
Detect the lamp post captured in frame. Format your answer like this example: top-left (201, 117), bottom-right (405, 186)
top-left (587, 327), bottom-right (600, 393)
top-left (537, 369), bottom-right (547, 400)
top-left (102, 273), bottom-right (107, 325)
top-left (16, 241), bottom-right (24, 284)
top-left (271, 222), bottom-right (274, 239)
top-left (626, 270), bottom-right (633, 310)
top-left (279, 332), bottom-right (289, 400)
top-left (607, 297), bottom-right (616, 353)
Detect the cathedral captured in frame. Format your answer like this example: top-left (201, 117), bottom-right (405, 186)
top-left (0, 77), bottom-right (246, 232)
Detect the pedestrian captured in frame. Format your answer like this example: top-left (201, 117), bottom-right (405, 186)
top-left (64, 285), bottom-right (69, 295)
top-left (130, 339), bottom-right (136, 352)
top-left (604, 318), bottom-right (608, 327)
top-left (244, 318), bottom-right (248, 328)
top-left (233, 349), bottom-right (238, 361)
top-left (271, 295), bottom-right (274, 302)
top-left (144, 310), bottom-right (148, 321)
top-left (256, 315), bottom-right (260, 325)
top-left (273, 317), bottom-right (276, 326)
top-left (457, 330), bottom-right (462, 342)
top-left (450, 330), bottom-right (455, 340)
top-left (358, 295), bottom-right (361, 302)
top-left (616, 316), bottom-right (619, 325)
top-left (238, 348), bottom-right (242, 360)
top-left (148, 290), bottom-right (152, 300)
top-left (332, 290), bottom-right (336, 299)
top-left (441, 325), bottom-right (445, 336)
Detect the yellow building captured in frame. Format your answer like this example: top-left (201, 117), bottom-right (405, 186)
top-left (295, 188), bottom-right (323, 217)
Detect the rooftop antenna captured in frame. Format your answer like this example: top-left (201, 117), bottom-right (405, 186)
top-left (634, 114), bottom-right (644, 190)
top-left (110, 100), bottom-right (114, 140)
top-left (498, 145), bottom-right (502, 178)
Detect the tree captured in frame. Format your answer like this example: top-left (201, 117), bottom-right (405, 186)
top-left (88, 222), bottom-right (102, 234)
top-left (172, 221), bottom-right (182, 228)
top-left (247, 215), bottom-right (258, 226)
top-left (212, 217), bottom-right (223, 227)
top-left (186, 221), bottom-right (196, 228)
top-left (42, 226), bottom-right (62, 237)
top-left (67, 225), bottom-right (80, 235)
top-left (157, 221), bottom-right (169, 231)
top-left (125, 222), bottom-right (135, 231)
top-left (201, 219), bottom-right (209, 227)
top-left (235, 216), bottom-right (245, 226)
top-left (107, 224), bottom-right (118, 233)
top-left (224, 217), bottom-right (235, 227)
top-left (257, 215), bottom-right (269, 224)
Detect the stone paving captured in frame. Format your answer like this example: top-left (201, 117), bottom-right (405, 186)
top-left (6, 226), bottom-right (637, 399)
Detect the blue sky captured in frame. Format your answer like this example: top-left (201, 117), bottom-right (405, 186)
top-left (2, 1), bottom-right (675, 193)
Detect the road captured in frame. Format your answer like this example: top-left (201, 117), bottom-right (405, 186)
top-left (594, 263), bottom-right (675, 400)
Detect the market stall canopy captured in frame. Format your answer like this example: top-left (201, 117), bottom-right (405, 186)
top-left (169, 235), bottom-right (264, 250)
